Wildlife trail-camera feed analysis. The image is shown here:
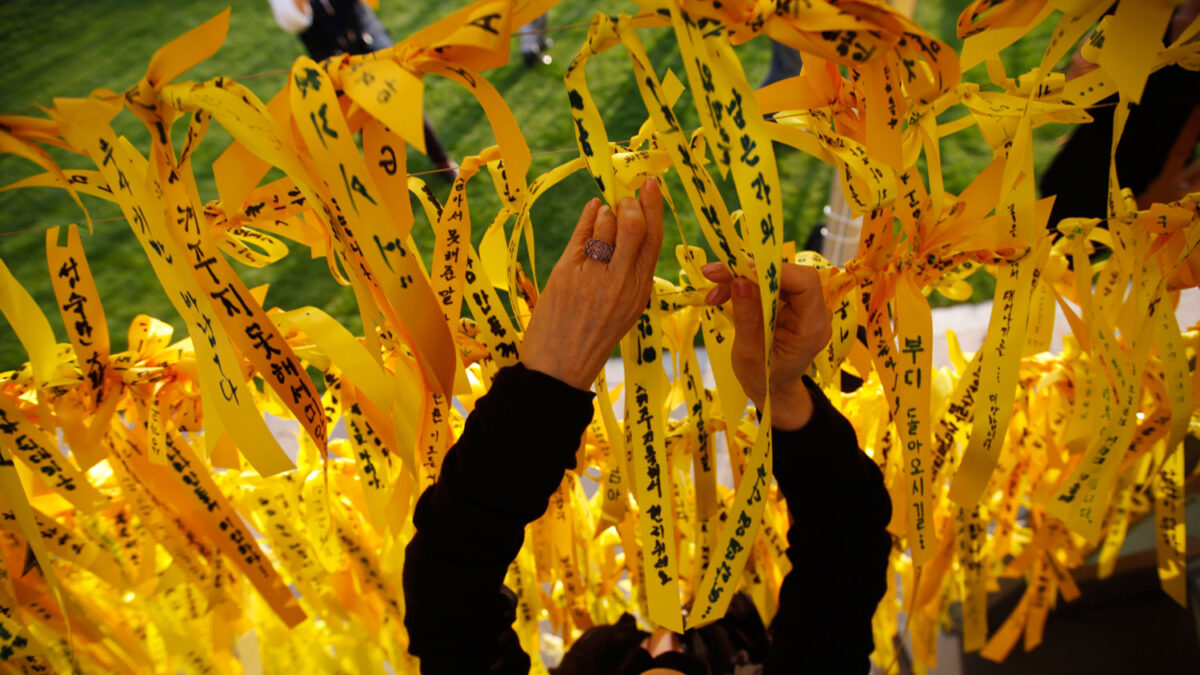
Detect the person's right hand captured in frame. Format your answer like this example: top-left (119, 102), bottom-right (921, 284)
top-left (702, 262), bottom-right (831, 430)
top-left (521, 178), bottom-right (664, 391)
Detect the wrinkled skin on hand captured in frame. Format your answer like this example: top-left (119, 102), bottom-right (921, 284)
top-left (521, 177), bottom-right (665, 391)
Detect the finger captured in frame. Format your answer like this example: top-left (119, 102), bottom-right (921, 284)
top-left (567, 198), bottom-right (602, 254)
top-left (584, 205), bottom-right (617, 264)
top-left (779, 284), bottom-right (832, 361)
top-left (704, 283), bottom-right (731, 305)
top-left (638, 177), bottom-right (664, 231)
top-left (730, 277), bottom-right (766, 371)
top-left (636, 177), bottom-right (664, 276)
top-left (731, 278), bottom-right (764, 328)
top-left (592, 204), bottom-right (617, 244)
top-left (782, 270), bottom-right (829, 319)
top-left (701, 262), bottom-right (734, 283)
top-left (610, 195), bottom-right (647, 272)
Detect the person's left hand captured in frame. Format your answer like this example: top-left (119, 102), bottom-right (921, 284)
top-left (521, 178), bottom-right (664, 390)
top-left (701, 261), bottom-right (831, 430)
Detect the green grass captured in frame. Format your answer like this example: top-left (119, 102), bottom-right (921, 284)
top-left (0, 0), bottom-right (1071, 368)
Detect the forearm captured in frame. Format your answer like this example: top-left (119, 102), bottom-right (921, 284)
top-left (403, 364), bottom-right (595, 673)
top-left (765, 377), bottom-right (892, 674)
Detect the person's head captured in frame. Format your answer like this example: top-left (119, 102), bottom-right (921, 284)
top-left (552, 594), bottom-right (771, 675)
top-left (550, 616), bottom-right (704, 675)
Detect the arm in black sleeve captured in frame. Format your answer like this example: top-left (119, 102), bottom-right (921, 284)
top-left (403, 364), bottom-right (595, 674)
top-left (764, 376), bottom-right (893, 674)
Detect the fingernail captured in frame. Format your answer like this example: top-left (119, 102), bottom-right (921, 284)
top-left (704, 286), bottom-right (720, 304)
top-left (701, 262), bottom-right (723, 275)
top-left (598, 205), bottom-right (612, 218)
top-left (643, 176), bottom-right (656, 191)
top-left (589, 197), bottom-right (600, 208)
top-left (733, 278), bottom-right (753, 298)
top-left (619, 196), bottom-right (637, 211)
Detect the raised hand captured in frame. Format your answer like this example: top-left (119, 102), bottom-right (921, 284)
top-left (521, 178), bottom-right (665, 390)
top-left (702, 262), bottom-right (832, 430)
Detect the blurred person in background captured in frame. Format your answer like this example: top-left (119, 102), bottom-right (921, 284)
top-left (518, 12), bottom-right (553, 67)
top-left (1041, 0), bottom-right (1200, 230)
top-left (268, 0), bottom-right (460, 179)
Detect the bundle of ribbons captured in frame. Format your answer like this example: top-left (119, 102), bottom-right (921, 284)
top-left (0, 0), bottom-right (1198, 672)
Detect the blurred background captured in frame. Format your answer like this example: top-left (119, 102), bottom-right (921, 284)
top-left (0, 0), bottom-right (1066, 369)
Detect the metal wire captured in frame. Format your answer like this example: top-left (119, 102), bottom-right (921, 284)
top-left (0, 130), bottom-right (632, 238)
top-left (0, 11), bottom-right (1109, 239)
top-left (0, 12), bottom-right (651, 115)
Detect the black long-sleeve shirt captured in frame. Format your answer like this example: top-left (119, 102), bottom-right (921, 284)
top-left (403, 364), bottom-right (891, 674)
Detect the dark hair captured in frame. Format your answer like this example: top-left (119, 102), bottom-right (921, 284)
top-left (551, 594), bottom-right (769, 675)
